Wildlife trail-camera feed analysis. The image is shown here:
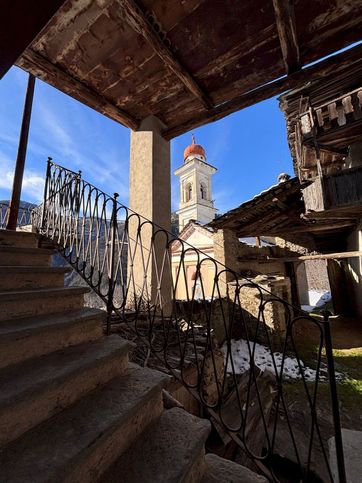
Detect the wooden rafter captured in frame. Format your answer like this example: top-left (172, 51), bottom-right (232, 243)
top-left (267, 220), bottom-right (355, 235)
top-left (162, 43), bottom-right (362, 140)
top-left (119, 0), bottom-right (213, 110)
top-left (17, 50), bottom-right (139, 130)
top-left (272, 0), bottom-right (300, 74)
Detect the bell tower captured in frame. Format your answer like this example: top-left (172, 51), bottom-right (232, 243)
top-left (174, 135), bottom-right (217, 231)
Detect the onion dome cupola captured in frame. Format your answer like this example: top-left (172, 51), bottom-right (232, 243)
top-left (183, 134), bottom-right (206, 162)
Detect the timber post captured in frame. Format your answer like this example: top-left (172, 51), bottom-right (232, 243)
top-left (6, 73), bottom-right (36, 230)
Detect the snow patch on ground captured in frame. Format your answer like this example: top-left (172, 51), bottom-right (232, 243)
top-left (222, 339), bottom-right (332, 381)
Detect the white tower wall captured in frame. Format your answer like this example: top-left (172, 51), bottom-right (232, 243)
top-left (174, 147), bottom-right (217, 231)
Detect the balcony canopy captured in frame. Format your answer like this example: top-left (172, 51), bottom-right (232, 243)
top-left (2, 0), bottom-right (362, 139)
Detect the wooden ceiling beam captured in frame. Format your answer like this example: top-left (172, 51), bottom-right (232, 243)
top-left (268, 220), bottom-right (355, 235)
top-left (163, 43), bottom-right (362, 140)
top-left (235, 211), bottom-right (291, 235)
top-left (119, 0), bottom-right (213, 110)
top-left (272, 0), bottom-right (300, 74)
top-left (265, 250), bottom-right (362, 263)
top-left (17, 50), bottom-right (139, 130)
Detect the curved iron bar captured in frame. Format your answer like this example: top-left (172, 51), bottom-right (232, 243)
top-left (0, 202), bottom-right (35, 229)
top-left (30, 160), bottom-right (346, 482)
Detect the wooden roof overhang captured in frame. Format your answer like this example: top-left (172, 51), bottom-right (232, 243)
top-left (279, 58), bottom-right (362, 175)
top-left (2, 0), bottom-right (362, 139)
top-left (209, 177), bottom-right (357, 249)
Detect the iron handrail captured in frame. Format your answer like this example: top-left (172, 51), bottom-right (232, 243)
top-left (31, 159), bottom-right (346, 482)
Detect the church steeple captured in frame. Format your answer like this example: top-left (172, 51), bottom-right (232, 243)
top-left (174, 135), bottom-right (217, 231)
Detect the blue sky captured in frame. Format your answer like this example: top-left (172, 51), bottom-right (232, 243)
top-left (0, 66), bottom-right (293, 214)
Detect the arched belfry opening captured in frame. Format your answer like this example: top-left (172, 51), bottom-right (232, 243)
top-left (175, 135), bottom-right (217, 231)
top-left (186, 182), bottom-right (193, 202)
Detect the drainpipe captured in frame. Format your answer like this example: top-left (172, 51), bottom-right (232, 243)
top-left (6, 73), bottom-right (35, 230)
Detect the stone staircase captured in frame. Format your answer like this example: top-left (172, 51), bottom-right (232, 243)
top-left (0, 229), bottom-right (267, 482)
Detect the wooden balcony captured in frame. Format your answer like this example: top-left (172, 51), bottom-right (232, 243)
top-left (303, 165), bottom-right (362, 214)
top-left (299, 87), bottom-right (362, 151)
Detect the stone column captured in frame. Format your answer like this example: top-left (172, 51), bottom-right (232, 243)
top-left (128, 116), bottom-right (172, 314)
top-left (213, 228), bottom-right (241, 296)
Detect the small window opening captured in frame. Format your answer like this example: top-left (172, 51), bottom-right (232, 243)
top-left (186, 183), bottom-right (193, 201)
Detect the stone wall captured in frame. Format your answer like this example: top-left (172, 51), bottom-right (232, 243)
top-left (274, 236), bottom-right (330, 299)
top-left (230, 275), bottom-right (292, 339)
top-left (304, 259), bottom-right (330, 292)
top-left (181, 274), bottom-right (292, 347)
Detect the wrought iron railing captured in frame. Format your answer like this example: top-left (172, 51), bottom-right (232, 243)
top-left (0, 201), bottom-right (35, 229)
top-left (31, 159), bottom-right (346, 482)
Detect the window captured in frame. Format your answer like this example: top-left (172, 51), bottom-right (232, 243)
top-left (200, 182), bottom-right (207, 200)
top-left (186, 183), bottom-right (192, 201)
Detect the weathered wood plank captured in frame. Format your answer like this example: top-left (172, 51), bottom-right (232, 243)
top-left (263, 251), bottom-right (362, 263)
top-left (17, 49), bottom-right (139, 130)
top-left (272, 0), bottom-right (300, 74)
top-left (163, 43), bottom-right (362, 139)
top-left (119, 0), bottom-right (213, 109)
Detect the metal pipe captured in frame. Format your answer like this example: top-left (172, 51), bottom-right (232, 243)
top-left (107, 192), bottom-right (119, 335)
top-left (323, 310), bottom-right (346, 483)
top-left (6, 74), bottom-right (36, 230)
top-left (40, 157), bottom-right (52, 231)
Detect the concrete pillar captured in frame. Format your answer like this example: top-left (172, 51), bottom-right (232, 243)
top-left (128, 116), bottom-right (172, 313)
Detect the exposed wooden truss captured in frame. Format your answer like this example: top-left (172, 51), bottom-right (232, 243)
top-left (272, 0), bottom-right (300, 74)
top-left (119, 0), bottom-right (213, 110)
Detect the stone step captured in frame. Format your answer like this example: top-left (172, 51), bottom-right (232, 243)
top-left (0, 265), bottom-right (71, 290)
top-left (329, 428), bottom-right (362, 483)
top-left (0, 334), bottom-right (133, 447)
top-left (0, 308), bottom-right (105, 369)
top-left (0, 246), bottom-right (53, 266)
top-left (0, 364), bottom-right (169, 482)
top-left (0, 286), bottom-right (89, 321)
top-left (202, 454), bottom-right (268, 483)
top-left (0, 229), bottom-right (39, 248)
top-left (101, 407), bottom-right (211, 483)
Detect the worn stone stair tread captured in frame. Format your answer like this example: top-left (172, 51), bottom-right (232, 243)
top-left (0, 334), bottom-right (131, 408)
top-left (102, 407), bottom-right (211, 483)
top-left (0, 286), bottom-right (90, 301)
top-left (0, 265), bottom-right (71, 274)
top-left (0, 365), bottom-right (169, 483)
top-left (328, 428), bottom-right (362, 483)
top-left (202, 454), bottom-right (268, 483)
top-left (0, 307), bottom-right (105, 336)
top-left (0, 230), bottom-right (39, 247)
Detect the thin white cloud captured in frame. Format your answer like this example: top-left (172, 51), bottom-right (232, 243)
top-left (0, 152), bottom-right (44, 202)
top-left (32, 100), bottom-right (130, 202)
